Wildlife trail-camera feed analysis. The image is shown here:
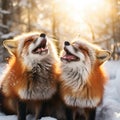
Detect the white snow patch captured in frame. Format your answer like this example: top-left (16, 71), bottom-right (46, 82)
top-left (0, 9), bottom-right (10, 14)
top-left (1, 32), bottom-right (17, 40)
top-left (0, 115), bottom-right (17, 120)
top-left (96, 60), bottom-right (120, 120)
top-left (40, 117), bottom-right (57, 120)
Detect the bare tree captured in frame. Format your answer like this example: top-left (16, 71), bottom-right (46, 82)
top-left (111, 0), bottom-right (120, 60)
top-left (0, 0), bottom-right (13, 62)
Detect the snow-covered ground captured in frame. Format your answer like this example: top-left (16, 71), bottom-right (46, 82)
top-left (96, 60), bottom-right (120, 120)
top-left (0, 60), bottom-right (120, 120)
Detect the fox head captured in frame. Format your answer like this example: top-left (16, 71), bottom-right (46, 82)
top-left (3, 33), bottom-right (58, 69)
top-left (60, 40), bottom-right (111, 67)
top-left (60, 40), bottom-right (111, 91)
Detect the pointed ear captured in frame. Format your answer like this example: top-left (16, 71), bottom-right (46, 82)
top-left (96, 50), bottom-right (111, 64)
top-left (3, 39), bottom-right (18, 55)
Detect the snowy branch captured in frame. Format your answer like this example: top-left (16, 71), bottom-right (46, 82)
top-left (0, 24), bottom-right (9, 29)
top-left (0, 32), bottom-right (17, 40)
top-left (0, 9), bottom-right (11, 14)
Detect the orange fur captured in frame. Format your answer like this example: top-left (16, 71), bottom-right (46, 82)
top-left (0, 33), bottom-right (62, 120)
top-left (2, 56), bottom-right (27, 98)
top-left (60, 40), bottom-right (111, 120)
top-left (60, 59), bottom-right (108, 107)
top-left (87, 63), bottom-right (107, 102)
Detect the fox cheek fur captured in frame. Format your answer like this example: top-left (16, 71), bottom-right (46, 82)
top-left (60, 40), bottom-right (111, 120)
top-left (0, 33), bottom-right (61, 120)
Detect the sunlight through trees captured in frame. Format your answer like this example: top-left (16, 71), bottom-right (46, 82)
top-left (0, 0), bottom-right (120, 62)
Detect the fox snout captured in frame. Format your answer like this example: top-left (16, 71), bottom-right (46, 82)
top-left (64, 41), bottom-right (70, 46)
top-left (40, 33), bottom-right (46, 38)
top-left (33, 33), bottom-right (46, 44)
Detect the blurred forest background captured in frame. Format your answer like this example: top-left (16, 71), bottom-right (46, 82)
top-left (0, 0), bottom-right (120, 62)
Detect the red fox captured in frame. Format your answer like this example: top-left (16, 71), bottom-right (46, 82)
top-left (60, 40), bottom-right (111, 120)
top-left (0, 33), bottom-right (66, 120)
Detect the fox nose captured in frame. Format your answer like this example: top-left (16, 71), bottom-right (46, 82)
top-left (64, 41), bottom-right (70, 46)
top-left (40, 33), bottom-right (46, 38)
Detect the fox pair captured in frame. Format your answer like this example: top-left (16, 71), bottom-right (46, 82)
top-left (0, 33), bottom-right (111, 120)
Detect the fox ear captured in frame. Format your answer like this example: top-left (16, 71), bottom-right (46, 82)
top-left (3, 39), bottom-right (18, 55)
top-left (96, 50), bottom-right (111, 64)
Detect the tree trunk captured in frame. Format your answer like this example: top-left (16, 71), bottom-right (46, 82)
top-left (1, 0), bottom-right (12, 34)
top-left (0, 0), bottom-right (12, 62)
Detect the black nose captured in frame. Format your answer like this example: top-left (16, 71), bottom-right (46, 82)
top-left (40, 33), bottom-right (46, 38)
top-left (64, 41), bottom-right (70, 46)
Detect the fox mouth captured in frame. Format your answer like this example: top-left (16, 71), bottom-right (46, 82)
top-left (32, 38), bottom-right (48, 54)
top-left (61, 47), bottom-right (80, 62)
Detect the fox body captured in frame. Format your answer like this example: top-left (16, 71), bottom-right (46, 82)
top-left (0, 33), bottom-right (63, 120)
top-left (60, 40), bottom-right (111, 120)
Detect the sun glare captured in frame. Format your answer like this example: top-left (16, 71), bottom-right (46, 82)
top-left (65, 0), bottom-right (104, 11)
top-left (64, 0), bottom-right (107, 17)
top-left (53, 0), bottom-right (112, 41)
top-left (55, 0), bottom-right (110, 24)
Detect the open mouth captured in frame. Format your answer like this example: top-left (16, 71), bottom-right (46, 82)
top-left (61, 47), bottom-right (80, 62)
top-left (32, 38), bottom-right (48, 54)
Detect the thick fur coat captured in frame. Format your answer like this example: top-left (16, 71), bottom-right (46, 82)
top-left (60, 40), bottom-right (111, 120)
top-left (0, 33), bottom-right (66, 120)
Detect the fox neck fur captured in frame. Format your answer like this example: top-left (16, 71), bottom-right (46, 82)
top-left (1, 56), bottom-right (58, 100)
top-left (60, 61), bottom-right (107, 108)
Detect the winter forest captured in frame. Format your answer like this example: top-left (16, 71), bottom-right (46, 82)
top-left (0, 0), bottom-right (120, 120)
top-left (0, 0), bottom-right (120, 62)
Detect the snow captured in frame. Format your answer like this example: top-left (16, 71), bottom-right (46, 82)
top-left (96, 60), bottom-right (120, 120)
top-left (1, 32), bottom-right (17, 40)
top-left (0, 63), bottom-right (7, 75)
top-left (0, 114), bottom-right (57, 120)
top-left (0, 9), bottom-right (10, 14)
top-left (0, 115), bottom-right (17, 120)
top-left (0, 60), bottom-right (120, 120)
top-left (40, 117), bottom-right (57, 120)
top-left (0, 24), bottom-right (9, 29)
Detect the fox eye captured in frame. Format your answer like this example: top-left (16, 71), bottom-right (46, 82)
top-left (80, 47), bottom-right (85, 51)
top-left (25, 39), bottom-right (33, 44)
top-left (79, 47), bottom-right (89, 54)
top-left (73, 46), bottom-right (78, 52)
